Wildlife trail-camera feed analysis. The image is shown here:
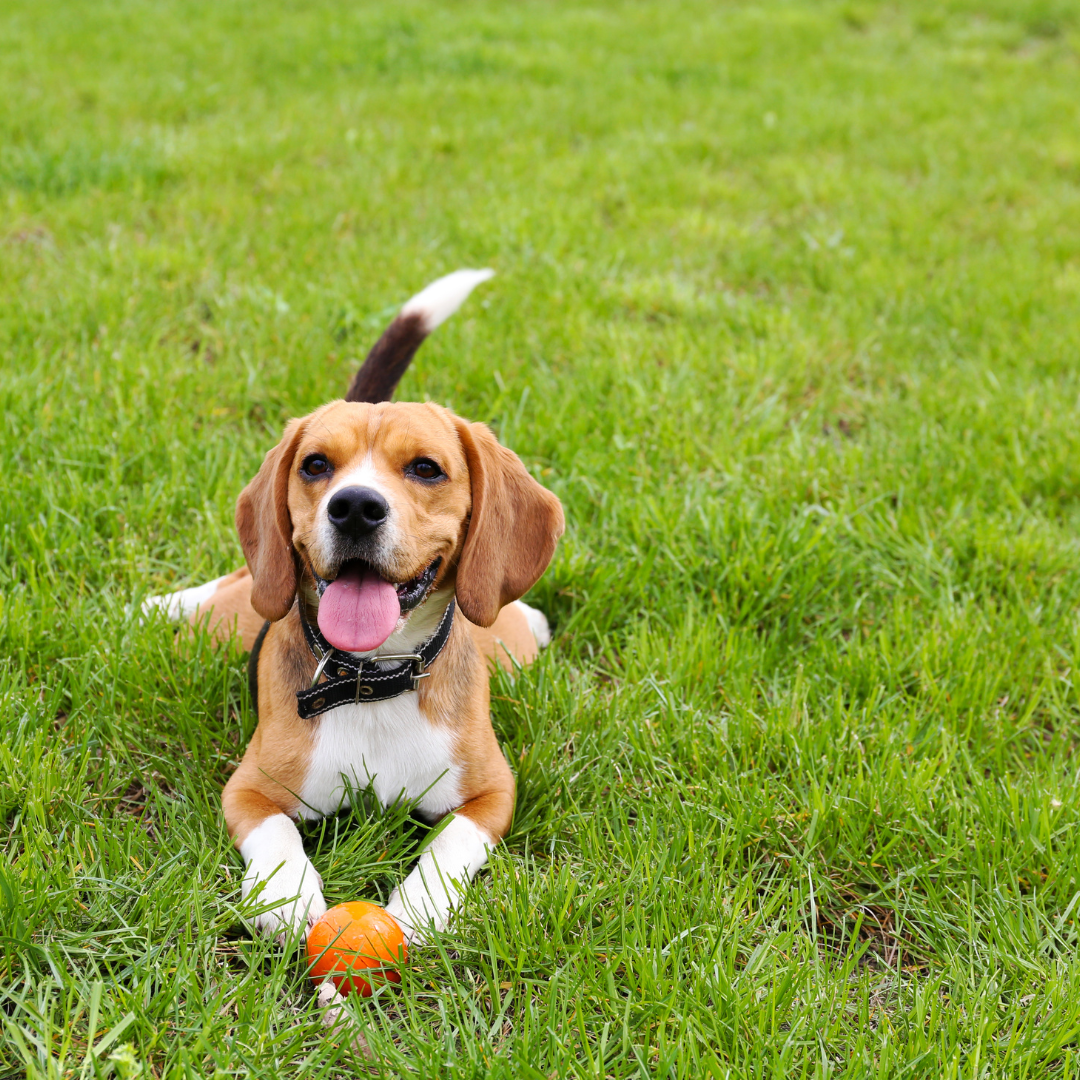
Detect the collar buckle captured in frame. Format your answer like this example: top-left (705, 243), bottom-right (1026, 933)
top-left (368, 653), bottom-right (429, 691)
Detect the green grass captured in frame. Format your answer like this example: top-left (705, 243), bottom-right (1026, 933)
top-left (3, 0), bottom-right (1080, 1074)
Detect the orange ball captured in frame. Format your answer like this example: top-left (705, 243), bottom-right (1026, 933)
top-left (306, 901), bottom-right (408, 998)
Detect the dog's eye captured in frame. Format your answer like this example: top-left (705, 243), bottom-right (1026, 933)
top-left (301, 455), bottom-right (331, 478)
top-left (407, 458), bottom-right (444, 482)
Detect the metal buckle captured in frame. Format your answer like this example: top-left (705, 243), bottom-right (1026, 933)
top-left (311, 646), bottom-right (430, 703)
top-left (368, 652), bottom-right (429, 691)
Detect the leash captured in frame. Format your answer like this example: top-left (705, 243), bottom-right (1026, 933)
top-left (248, 619), bottom-right (271, 716)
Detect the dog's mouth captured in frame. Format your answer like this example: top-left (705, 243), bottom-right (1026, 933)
top-left (312, 558), bottom-right (440, 653)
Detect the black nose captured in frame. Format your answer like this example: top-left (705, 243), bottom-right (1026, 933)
top-left (326, 486), bottom-right (389, 537)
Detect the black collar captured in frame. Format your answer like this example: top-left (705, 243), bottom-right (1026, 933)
top-left (294, 599), bottom-right (456, 720)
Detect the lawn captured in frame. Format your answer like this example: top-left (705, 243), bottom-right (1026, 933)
top-left (2, 0), bottom-right (1080, 1075)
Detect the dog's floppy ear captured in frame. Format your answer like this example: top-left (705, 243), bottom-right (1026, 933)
top-left (452, 418), bottom-right (564, 628)
top-left (236, 418), bottom-right (307, 621)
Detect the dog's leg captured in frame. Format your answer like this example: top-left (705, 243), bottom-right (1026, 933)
top-left (142, 574), bottom-right (231, 621)
top-left (222, 780), bottom-right (327, 939)
top-left (385, 786), bottom-right (513, 943)
top-left (143, 566), bottom-right (265, 651)
top-left (384, 815), bottom-right (492, 942)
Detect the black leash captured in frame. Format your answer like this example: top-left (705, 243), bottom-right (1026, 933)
top-left (248, 619), bottom-right (271, 716)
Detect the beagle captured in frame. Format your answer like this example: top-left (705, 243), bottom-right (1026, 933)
top-left (146, 272), bottom-right (564, 943)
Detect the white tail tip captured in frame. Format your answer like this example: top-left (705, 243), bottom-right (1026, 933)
top-left (400, 268), bottom-right (495, 333)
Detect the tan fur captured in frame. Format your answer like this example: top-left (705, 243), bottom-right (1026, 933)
top-left (219, 400), bottom-right (562, 856)
top-left (469, 603), bottom-right (541, 670)
top-left (220, 608), bottom-right (314, 836)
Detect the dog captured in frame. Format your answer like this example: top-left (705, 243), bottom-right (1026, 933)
top-left (145, 270), bottom-right (564, 946)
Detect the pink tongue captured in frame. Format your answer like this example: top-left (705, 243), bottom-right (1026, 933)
top-left (317, 566), bottom-right (401, 652)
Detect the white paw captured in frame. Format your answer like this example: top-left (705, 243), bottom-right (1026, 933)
top-left (240, 814), bottom-right (327, 939)
top-left (515, 600), bottom-right (552, 648)
top-left (385, 888), bottom-right (445, 945)
top-left (141, 592), bottom-right (181, 621)
top-left (384, 814), bottom-right (493, 943)
top-left (142, 576), bottom-right (226, 623)
top-left (244, 856), bottom-right (327, 939)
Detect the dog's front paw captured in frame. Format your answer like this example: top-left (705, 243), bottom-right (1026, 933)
top-left (244, 856), bottom-right (327, 939)
top-left (384, 814), bottom-right (493, 944)
top-left (385, 886), bottom-right (447, 945)
top-left (240, 814), bottom-right (327, 940)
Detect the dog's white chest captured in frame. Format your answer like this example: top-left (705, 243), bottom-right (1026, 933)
top-left (298, 694), bottom-right (461, 821)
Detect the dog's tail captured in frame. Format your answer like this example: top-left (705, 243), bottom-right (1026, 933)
top-left (344, 268), bottom-right (495, 403)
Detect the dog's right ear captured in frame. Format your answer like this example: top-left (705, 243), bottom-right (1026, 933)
top-left (236, 418), bottom-right (306, 621)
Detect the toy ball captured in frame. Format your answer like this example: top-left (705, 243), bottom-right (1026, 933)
top-left (306, 901), bottom-right (408, 998)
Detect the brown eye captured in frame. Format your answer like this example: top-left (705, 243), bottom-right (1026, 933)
top-left (301, 455), bottom-right (331, 478)
top-left (407, 458), bottom-right (444, 482)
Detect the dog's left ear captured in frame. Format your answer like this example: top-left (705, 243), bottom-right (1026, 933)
top-left (452, 419), bottom-right (564, 628)
top-left (235, 418), bottom-right (307, 621)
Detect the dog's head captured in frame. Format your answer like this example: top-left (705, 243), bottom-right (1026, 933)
top-left (235, 401), bottom-right (564, 647)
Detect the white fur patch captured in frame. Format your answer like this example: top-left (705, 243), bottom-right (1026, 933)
top-left (515, 600), bottom-right (552, 648)
top-left (141, 575), bottom-right (226, 621)
top-left (323, 454), bottom-right (393, 503)
top-left (385, 814), bottom-right (493, 941)
top-left (367, 587), bottom-right (455, 658)
top-left (400, 268), bottom-right (495, 333)
top-left (239, 814), bottom-right (327, 937)
top-left (299, 688), bottom-right (462, 821)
